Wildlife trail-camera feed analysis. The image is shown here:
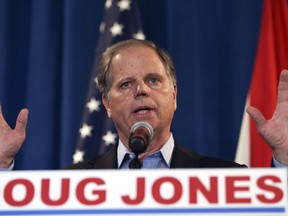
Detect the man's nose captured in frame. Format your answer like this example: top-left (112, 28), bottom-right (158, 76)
top-left (135, 81), bottom-right (150, 98)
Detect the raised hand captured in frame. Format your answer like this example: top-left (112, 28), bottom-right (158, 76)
top-left (247, 69), bottom-right (288, 166)
top-left (0, 106), bottom-right (28, 168)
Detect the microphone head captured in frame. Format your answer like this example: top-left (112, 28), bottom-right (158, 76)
top-left (130, 121), bottom-right (154, 140)
top-left (129, 121), bottom-right (154, 155)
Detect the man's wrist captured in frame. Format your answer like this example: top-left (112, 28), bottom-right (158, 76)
top-left (273, 156), bottom-right (288, 168)
top-left (0, 159), bottom-right (14, 170)
top-left (273, 149), bottom-right (288, 166)
top-left (0, 156), bottom-right (14, 169)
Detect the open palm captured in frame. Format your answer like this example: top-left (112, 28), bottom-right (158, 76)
top-left (0, 106), bottom-right (28, 168)
top-left (247, 69), bottom-right (288, 165)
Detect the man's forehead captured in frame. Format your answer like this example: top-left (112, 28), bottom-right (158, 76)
top-left (112, 46), bottom-right (160, 65)
top-left (115, 45), bottom-right (154, 56)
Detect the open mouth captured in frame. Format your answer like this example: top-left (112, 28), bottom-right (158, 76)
top-left (133, 106), bottom-right (154, 114)
top-left (135, 109), bottom-right (150, 114)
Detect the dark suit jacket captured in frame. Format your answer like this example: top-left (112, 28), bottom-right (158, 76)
top-left (68, 143), bottom-right (246, 169)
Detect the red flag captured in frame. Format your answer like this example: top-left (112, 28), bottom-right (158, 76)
top-left (236, 0), bottom-right (288, 167)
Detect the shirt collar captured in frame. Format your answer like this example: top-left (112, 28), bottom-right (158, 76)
top-left (117, 133), bottom-right (175, 168)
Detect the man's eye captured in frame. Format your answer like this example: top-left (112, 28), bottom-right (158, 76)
top-left (120, 82), bottom-right (131, 88)
top-left (149, 78), bottom-right (158, 84)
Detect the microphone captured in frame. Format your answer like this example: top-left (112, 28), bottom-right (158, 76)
top-left (129, 121), bottom-right (154, 156)
top-left (128, 121), bottom-right (154, 169)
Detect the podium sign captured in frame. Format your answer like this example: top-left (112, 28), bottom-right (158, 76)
top-left (0, 169), bottom-right (287, 215)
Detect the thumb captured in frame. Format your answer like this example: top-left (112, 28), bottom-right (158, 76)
top-left (246, 106), bottom-right (266, 128)
top-left (15, 108), bottom-right (29, 135)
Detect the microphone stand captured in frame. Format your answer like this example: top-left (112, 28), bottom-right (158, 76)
top-left (129, 154), bottom-right (142, 169)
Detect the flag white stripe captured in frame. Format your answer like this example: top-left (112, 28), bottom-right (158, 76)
top-left (235, 96), bottom-right (250, 167)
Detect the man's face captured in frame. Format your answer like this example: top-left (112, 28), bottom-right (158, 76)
top-left (102, 46), bottom-right (177, 145)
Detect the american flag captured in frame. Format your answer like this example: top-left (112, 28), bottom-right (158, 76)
top-left (73, 0), bottom-right (145, 163)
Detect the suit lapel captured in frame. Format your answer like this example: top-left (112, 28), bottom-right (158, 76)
top-left (170, 143), bottom-right (200, 168)
top-left (92, 145), bottom-right (118, 169)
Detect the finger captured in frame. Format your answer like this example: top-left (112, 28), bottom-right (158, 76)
top-left (15, 108), bottom-right (29, 134)
top-left (0, 103), bottom-right (3, 119)
top-left (277, 69), bottom-right (288, 103)
top-left (246, 105), bottom-right (266, 127)
top-left (0, 104), bottom-right (10, 128)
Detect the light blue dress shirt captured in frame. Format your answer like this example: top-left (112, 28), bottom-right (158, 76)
top-left (118, 133), bottom-right (175, 169)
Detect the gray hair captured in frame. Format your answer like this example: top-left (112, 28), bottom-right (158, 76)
top-left (96, 39), bottom-right (177, 97)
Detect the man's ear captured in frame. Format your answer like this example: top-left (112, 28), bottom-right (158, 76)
top-left (102, 94), bottom-right (112, 118)
top-left (173, 84), bottom-right (177, 111)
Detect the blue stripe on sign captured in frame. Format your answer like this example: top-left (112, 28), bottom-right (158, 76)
top-left (0, 207), bottom-right (285, 215)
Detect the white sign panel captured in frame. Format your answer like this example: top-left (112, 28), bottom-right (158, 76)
top-left (0, 169), bottom-right (287, 215)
